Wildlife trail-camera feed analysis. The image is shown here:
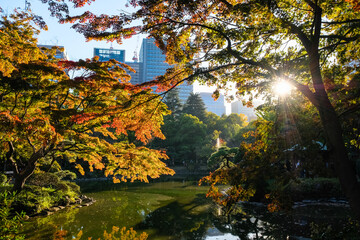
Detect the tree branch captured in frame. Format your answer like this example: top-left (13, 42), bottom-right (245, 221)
top-left (6, 141), bottom-right (19, 175)
top-left (322, 19), bottom-right (360, 25)
top-left (290, 80), bottom-right (319, 108)
top-left (309, 0), bottom-right (322, 45)
top-left (339, 105), bottom-right (360, 118)
top-left (26, 136), bottom-right (36, 154)
top-left (10, 92), bottom-right (19, 115)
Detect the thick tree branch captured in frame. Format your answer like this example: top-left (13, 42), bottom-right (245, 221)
top-left (290, 81), bottom-right (319, 108)
top-left (311, 0), bottom-right (322, 45)
top-left (276, 16), bottom-right (312, 51)
top-left (10, 92), bottom-right (19, 114)
top-left (339, 105), bottom-right (360, 118)
top-left (303, 0), bottom-right (316, 11)
top-left (322, 19), bottom-right (360, 25)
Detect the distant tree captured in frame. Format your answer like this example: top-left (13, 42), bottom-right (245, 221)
top-left (173, 114), bottom-right (207, 166)
top-left (203, 112), bottom-right (221, 132)
top-left (207, 146), bottom-right (239, 171)
top-left (216, 113), bottom-right (248, 147)
top-left (163, 88), bottom-right (183, 118)
top-left (0, 13), bottom-right (174, 192)
top-left (182, 93), bottom-right (207, 122)
top-left (151, 113), bottom-right (207, 166)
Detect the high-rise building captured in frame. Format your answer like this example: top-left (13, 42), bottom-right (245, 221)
top-left (199, 92), bottom-right (226, 116)
top-left (139, 38), bottom-right (193, 103)
top-left (93, 39), bottom-right (193, 100)
top-left (231, 101), bottom-right (258, 121)
top-left (125, 62), bottom-right (142, 85)
top-left (93, 47), bottom-right (140, 84)
top-left (94, 48), bottom-right (125, 62)
top-left (38, 45), bottom-right (69, 60)
top-left (140, 38), bottom-right (168, 83)
top-left (177, 84), bottom-right (193, 104)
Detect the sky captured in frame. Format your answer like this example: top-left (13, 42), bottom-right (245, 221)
top-left (1, 0), bottom-right (144, 61)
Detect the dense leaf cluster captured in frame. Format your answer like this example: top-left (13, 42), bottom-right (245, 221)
top-left (0, 13), bottom-right (174, 192)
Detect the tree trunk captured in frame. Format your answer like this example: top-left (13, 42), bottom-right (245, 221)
top-left (10, 144), bottom-right (54, 193)
top-left (12, 161), bottom-right (37, 193)
top-left (307, 49), bottom-right (360, 219)
top-left (317, 101), bottom-right (360, 219)
top-left (13, 174), bottom-right (27, 193)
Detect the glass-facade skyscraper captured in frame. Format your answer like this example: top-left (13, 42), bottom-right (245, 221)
top-left (139, 38), bottom-right (193, 103)
top-left (94, 48), bottom-right (125, 62)
top-left (199, 92), bottom-right (226, 116)
top-left (140, 38), bottom-right (169, 83)
top-left (125, 62), bottom-right (142, 85)
top-left (93, 39), bottom-right (193, 102)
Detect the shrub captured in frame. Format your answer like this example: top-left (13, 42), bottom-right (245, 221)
top-left (0, 174), bottom-right (7, 186)
top-left (0, 191), bottom-right (25, 240)
top-left (14, 185), bottom-right (55, 213)
top-left (65, 182), bottom-right (80, 194)
top-left (27, 172), bottom-right (60, 188)
top-left (288, 178), bottom-right (343, 201)
top-left (310, 219), bottom-right (360, 239)
top-left (13, 181), bottom-right (81, 214)
top-left (55, 181), bottom-right (70, 192)
top-left (54, 170), bottom-right (77, 181)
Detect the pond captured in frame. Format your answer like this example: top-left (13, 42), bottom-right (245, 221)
top-left (22, 181), bottom-right (355, 239)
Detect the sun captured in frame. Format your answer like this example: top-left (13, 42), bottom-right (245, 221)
top-left (273, 80), bottom-right (293, 96)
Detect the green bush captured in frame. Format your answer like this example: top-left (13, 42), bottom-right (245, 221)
top-left (56, 181), bottom-right (70, 192)
top-left (14, 185), bottom-right (54, 213)
top-left (310, 219), bottom-right (360, 239)
top-left (0, 174), bottom-right (7, 186)
top-left (65, 182), bottom-right (80, 194)
top-left (6, 169), bottom-right (82, 215)
top-left (288, 178), bottom-right (343, 201)
top-left (27, 172), bottom-right (60, 188)
top-left (54, 170), bottom-right (77, 181)
top-left (12, 180), bottom-right (81, 214)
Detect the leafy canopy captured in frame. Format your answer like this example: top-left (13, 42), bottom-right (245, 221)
top-left (0, 13), bottom-right (174, 186)
top-left (42, 0), bottom-right (358, 104)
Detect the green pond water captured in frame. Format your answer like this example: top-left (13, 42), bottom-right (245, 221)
top-left (22, 181), bottom-right (354, 240)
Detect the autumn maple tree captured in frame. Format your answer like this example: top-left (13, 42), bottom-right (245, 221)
top-left (0, 12), bottom-right (174, 192)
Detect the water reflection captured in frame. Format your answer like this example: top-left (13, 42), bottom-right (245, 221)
top-left (212, 202), bottom-right (354, 239)
top-left (22, 181), bottom-right (354, 240)
top-left (136, 198), bottom-right (211, 239)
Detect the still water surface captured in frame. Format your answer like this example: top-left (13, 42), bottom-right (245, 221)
top-left (23, 181), bottom-right (237, 239)
top-left (22, 181), bottom-right (352, 239)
